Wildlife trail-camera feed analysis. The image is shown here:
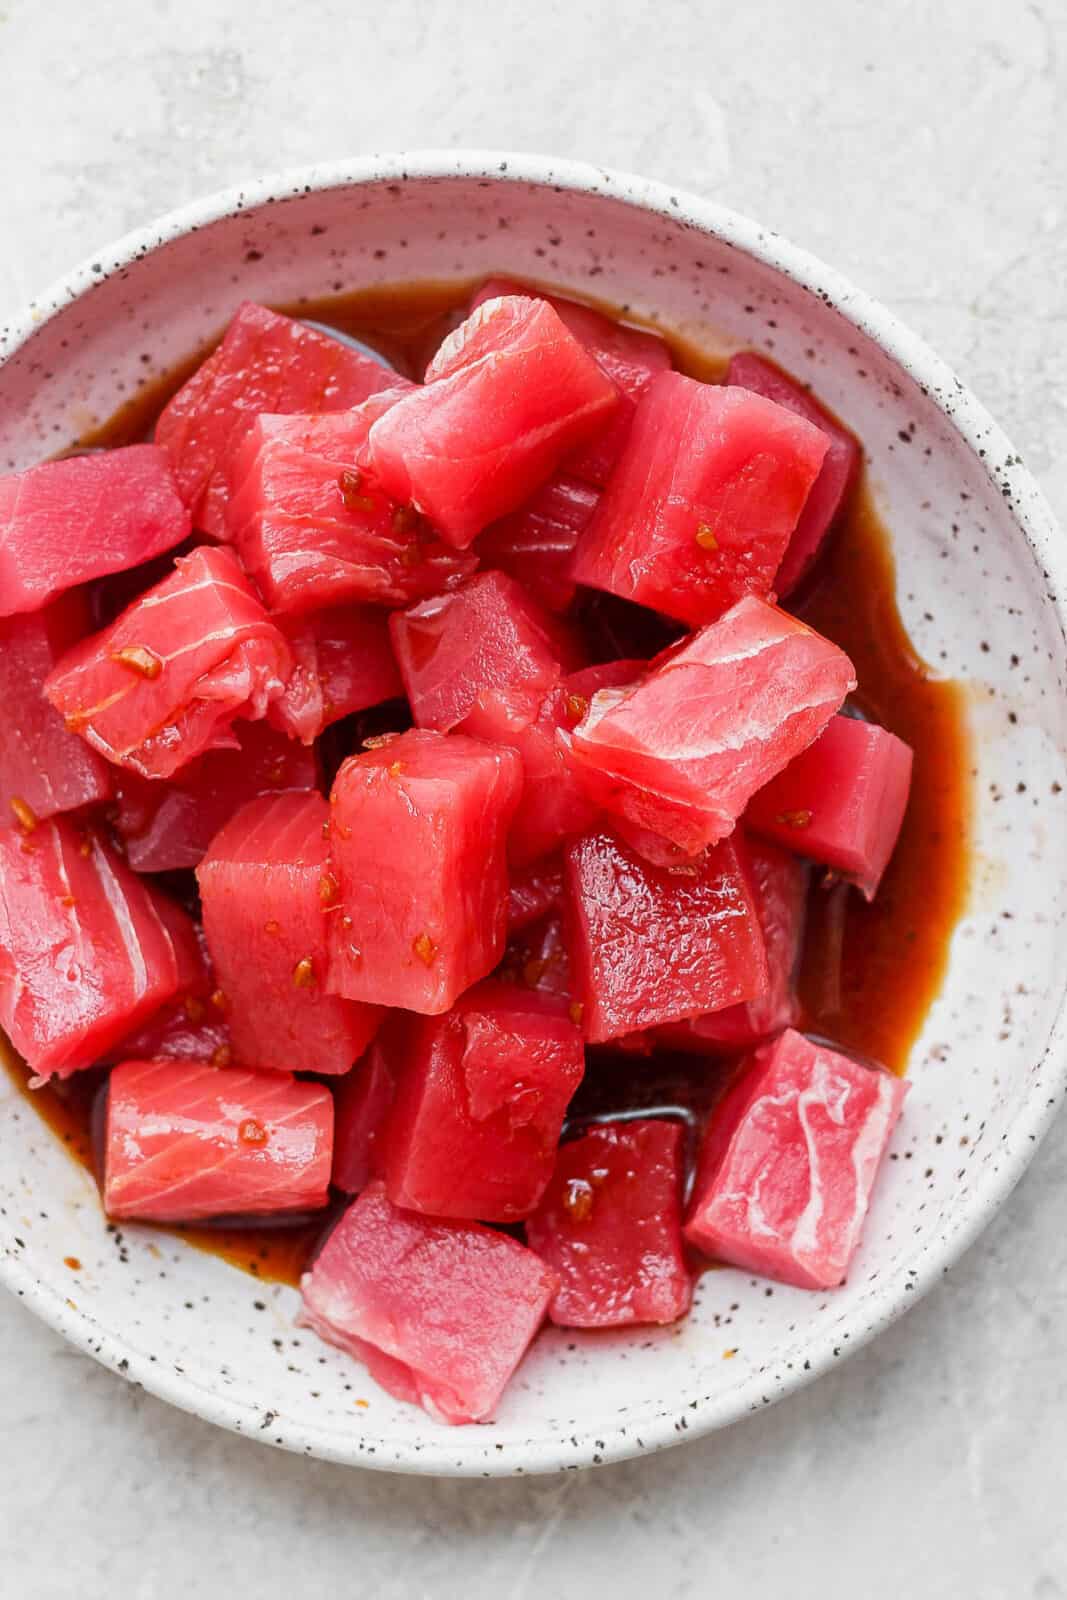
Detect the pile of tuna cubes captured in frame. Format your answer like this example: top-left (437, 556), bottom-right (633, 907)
top-left (0, 285), bottom-right (912, 1424)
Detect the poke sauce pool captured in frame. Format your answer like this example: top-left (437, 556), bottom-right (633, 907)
top-left (0, 278), bottom-right (970, 1425)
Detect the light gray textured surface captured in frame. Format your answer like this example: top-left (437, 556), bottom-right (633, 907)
top-left (1, 0), bottom-right (1065, 1593)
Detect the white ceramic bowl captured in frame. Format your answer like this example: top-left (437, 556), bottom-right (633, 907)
top-left (2, 152), bottom-right (1066, 1477)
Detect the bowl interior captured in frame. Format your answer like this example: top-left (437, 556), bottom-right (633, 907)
top-left (2, 161), bottom-right (1066, 1475)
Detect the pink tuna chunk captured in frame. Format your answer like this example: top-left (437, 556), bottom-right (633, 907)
top-left (226, 399), bottom-right (477, 613)
top-left (155, 300), bottom-right (397, 537)
top-left (507, 856), bottom-right (565, 933)
top-left (326, 730), bottom-right (522, 1013)
top-left (112, 720), bottom-right (319, 872)
top-left (570, 373), bottom-right (830, 627)
top-left (564, 830), bottom-right (768, 1042)
top-left (44, 546), bottom-right (292, 781)
top-left (365, 296), bottom-right (618, 547)
top-left (331, 1039), bottom-right (397, 1195)
top-left (104, 1058), bottom-right (333, 1222)
top-left (470, 278), bottom-right (672, 485)
top-left (684, 1028), bottom-right (908, 1289)
top-left (198, 791), bottom-right (383, 1075)
top-left (267, 606), bottom-right (403, 744)
top-left (298, 1180), bottom-right (557, 1424)
top-left (745, 714), bottom-right (914, 899)
top-left (726, 352), bottom-right (860, 596)
top-left (0, 818), bottom-right (191, 1078)
top-left (104, 919), bottom-right (231, 1067)
top-left (389, 570), bottom-right (570, 741)
top-left (657, 837), bottom-right (806, 1054)
top-left (526, 1119), bottom-right (691, 1327)
top-left (506, 658), bottom-right (645, 867)
top-left (0, 593), bottom-right (112, 828)
top-left (500, 912), bottom-right (574, 1006)
top-left (0, 444), bottom-right (191, 618)
top-left (381, 984), bottom-right (584, 1221)
top-left (559, 595), bottom-right (856, 858)
top-left (478, 473), bottom-right (599, 613)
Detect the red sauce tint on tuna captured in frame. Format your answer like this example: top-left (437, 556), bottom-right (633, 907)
top-left (0, 278), bottom-right (970, 1286)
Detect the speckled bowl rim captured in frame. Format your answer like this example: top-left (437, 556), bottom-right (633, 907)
top-left (1, 149), bottom-right (1065, 1477)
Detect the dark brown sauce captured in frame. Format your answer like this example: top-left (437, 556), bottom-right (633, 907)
top-left (4, 277), bottom-right (970, 1284)
top-left (792, 489), bottom-right (971, 1069)
top-left (171, 1213), bottom-right (331, 1285)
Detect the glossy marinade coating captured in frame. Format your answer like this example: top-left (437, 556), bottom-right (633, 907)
top-left (564, 830), bottom-right (769, 1042)
top-left (0, 594), bottom-right (113, 826)
top-left (561, 596), bottom-right (856, 859)
top-left (526, 1118), bottom-right (692, 1327)
top-left (325, 730), bottom-right (522, 1013)
top-left (366, 296), bottom-right (618, 546)
top-left (746, 713), bottom-right (914, 900)
top-left (225, 398), bottom-right (477, 612)
top-left (112, 721), bottom-right (318, 873)
top-left (0, 818), bottom-right (193, 1077)
top-left (380, 983), bottom-right (584, 1221)
top-left (469, 276), bottom-right (672, 485)
top-left (198, 791), bottom-right (382, 1075)
top-left (44, 545), bottom-right (291, 780)
top-left (156, 300), bottom-right (397, 537)
top-left (726, 351), bottom-right (860, 597)
top-left (105, 1058), bottom-right (333, 1222)
top-left (570, 373), bottom-right (829, 626)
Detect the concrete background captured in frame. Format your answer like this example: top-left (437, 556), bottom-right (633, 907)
top-left (1, 1), bottom-right (1065, 1594)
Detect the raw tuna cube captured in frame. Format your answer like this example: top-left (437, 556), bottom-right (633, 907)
top-left (478, 474), bottom-right (599, 613)
top-left (87, 539), bottom-right (197, 633)
top-left (507, 856), bottom-right (564, 932)
top-left (267, 607), bottom-right (402, 745)
top-left (507, 658), bottom-right (644, 867)
top-left (603, 816), bottom-right (702, 870)
top-left (155, 300), bottom-right (397, 537)
top-left (145, 891), bottom-right (210, 993)
top-left (197, 792), bottom-right (382, 1075)
top-left (112, 721), bottom-right (319, 872)
top-left (104, 1058), bottom-right (333, 1223)
top-left (332, 1038), bottom-right (396, 1194)
top-left (564, 831), bottom-right (768, 1042)
top-left (366, 296), bottom-right (618, 547)
top-left (746, 714), bottom-right (914, 899)
top-left (326, 730), bottom-right (521, 1013)
top-left (0, 594), bottom-right (112, 829)
top-left (470, 279), bottom-right (672, 485)
top-left (560, 596), bottom-right (856, 858)
top-left (44, 546), bottom-right (291, 781)
top-left (381, 983), bottom-right (584, 1221)
top-left (115, 999), bottom-right (229, 1067)
top-left (105, 919), bottom-right (231, 1067)
top-left (0, 818), bottom-right (191, 1078)
top-left (570, 374), bottom-right (830, 628)
top-left (554, 656), bottom-right (643, 714)
top-left (226, 401), bottom-right (477, 613)
top-left (0, 444), bottom-right (191, 618)
top-left (298, 1180), bottom-right (557, 1423)
top-left (727, 353), bottom-right (860, 596)
top-left (501, 912), bottom-right (574, 1004)
top-left (657, 838), bottom-right (806, 1053)
top-left (684, 1028), bottom-right (908, 1289)
top-left (389, 571), bottom-right (570, 741)
top-left (525, 1119), bottom-right (691, 1327)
